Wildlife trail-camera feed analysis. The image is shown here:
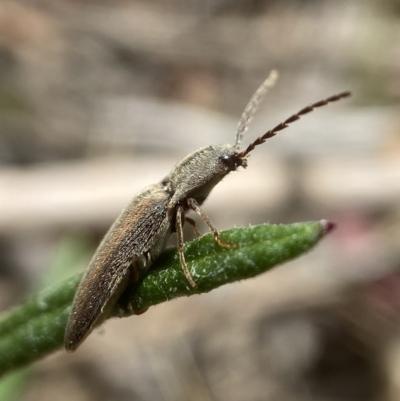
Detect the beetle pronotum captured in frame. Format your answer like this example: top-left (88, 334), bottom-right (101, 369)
top-left (65, 71), bottom-right (350, 351)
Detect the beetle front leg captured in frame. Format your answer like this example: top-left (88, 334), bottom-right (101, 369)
top-left (176, 206), bottom-right (197, 287)
top-left (187, 198), bottom-right (237, 249)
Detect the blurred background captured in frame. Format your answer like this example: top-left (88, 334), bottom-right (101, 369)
top-left (0, 0), bottom-right (400, 400)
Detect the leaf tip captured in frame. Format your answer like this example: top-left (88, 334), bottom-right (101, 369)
top-left (320, 220), bottom-right (336, 236)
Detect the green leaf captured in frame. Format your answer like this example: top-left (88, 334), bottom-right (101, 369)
top-left (0, 368), bottom-right (31, 401)
top-left (0, 221), bottom-right (334, 377)
top-left (0, 234), bottom-right (93, 397)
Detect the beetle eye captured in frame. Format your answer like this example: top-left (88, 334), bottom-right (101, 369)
top-left (221, 154), bottom-right (240, 171)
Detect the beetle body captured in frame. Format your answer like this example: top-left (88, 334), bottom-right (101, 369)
top-left (65, 145), bottom-right (240, 351)
top-left (65, 70), bottom-right (350, 351)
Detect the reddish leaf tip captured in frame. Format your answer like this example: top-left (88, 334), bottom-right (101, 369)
top-left (320, 220), bottom-right (336, 235)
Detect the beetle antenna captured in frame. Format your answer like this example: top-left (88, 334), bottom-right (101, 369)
top-left (234, 70), bottom-right (279, 151)
top-left (237, 91), bottom-right (351, 158)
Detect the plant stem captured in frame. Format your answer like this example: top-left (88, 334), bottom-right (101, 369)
top-left (0, 221), bottom-right (334, 377)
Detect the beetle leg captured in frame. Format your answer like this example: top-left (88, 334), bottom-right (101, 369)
top-left (129, 264), bottom-right (139, 284)
top-left (176, 206), bottom-right (197, 287)
top-left (118, 262), bottom-right (147, 315)
top-left (185, 217), bottom-right (202, 237)
top-left (187, 198), bottom-right (237, 249)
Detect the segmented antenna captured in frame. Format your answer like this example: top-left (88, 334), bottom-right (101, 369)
top-left (237, 91), bottom-right (351, 158)
top-left (234, 70), bottom-right (279, 151)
